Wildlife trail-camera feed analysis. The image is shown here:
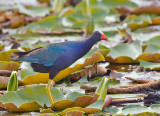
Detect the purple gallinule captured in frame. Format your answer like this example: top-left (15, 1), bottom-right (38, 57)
top-left (11, 31), bottom-right (108, 104)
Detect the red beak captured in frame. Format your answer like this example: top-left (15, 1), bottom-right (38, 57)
top-left (101, 33), bottom-right (108, 40)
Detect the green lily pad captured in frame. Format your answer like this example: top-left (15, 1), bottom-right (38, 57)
top-left (0, 85), bottom-right (64, 108)
top-left (108, 41), bottom-right (142, 59)
top-left (144, 44), bottom-right (160, 53)
top-left (0, 49), bottom-right (20, 62)
top-left (17, 4), bottom-right (50, 17)
top-left (145, 35), bottom-right (160, 46)
top-left (139, 60), bottom-right (160, 70)
top-left (106, 41), bottom-right (142, 63)
top-left (122, 105), bottom-right (148, 115)
top-left (24, 16), bottom-right (60, 32)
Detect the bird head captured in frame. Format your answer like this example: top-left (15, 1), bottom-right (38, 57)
top-left (92, 31), bottom-right (108, 41)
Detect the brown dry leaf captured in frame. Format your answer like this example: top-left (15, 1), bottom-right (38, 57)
top-left (0, 101), bottom-right (42, 112)
top-left (152, 16), bottom-right (160, 25)
top-left (69, 64), bottom-right (108, 82)
top-left (60, 107), bottom-right (85, 116)
top-left (0, 76), bottom-right (10, 89)
top-left (66, 110), bottom-right (85, 116)
top-left (132, 5), bottom-right (160, 15)
top-left (136, 53), bottom-right (160, 62)
top-left (105, 56), bottom-right (136, 63)
top-left (51, 93), bottom-right (99, 111)
top-left (0, 15), bottom-right (7, 24)
top-left (1, 15), bottom-right (26, 28)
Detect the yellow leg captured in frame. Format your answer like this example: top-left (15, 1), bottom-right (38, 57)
top-left (46, 79), bottom-right (56, 104)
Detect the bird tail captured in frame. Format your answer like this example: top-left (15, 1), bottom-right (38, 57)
top-left (10, 51), bottom-right (28, 61)
top-left (12, 51), bottom-right (29, 56)
top-left (10, 55), bottom-right (20, 61)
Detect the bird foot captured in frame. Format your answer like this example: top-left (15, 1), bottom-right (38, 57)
top-left (51, 80), bottom-right (55, 87)
top-left (46, 79), bottom-right (56, 105)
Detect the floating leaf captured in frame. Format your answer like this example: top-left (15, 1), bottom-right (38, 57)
top-left (132, 5), bottom-right (160, 15)
top-left (122, 105), bottom-right (148, 115)
top-left (124, 14), bottom-right (152, 30)
top-left (144, 44), bottom-right (160, 53)
top-left (25, 16), bottom-right (60, 32)
top-left (145, 35), bottom-right (160, 46)
top-left (0, 49), bottom-right (20, 62)
top-left (0, 86), bottom-right (100, 112)
top-left (22, 51), bottom-right (105, 85)
top-left (103, 107), bottom-right (119, 114)
top-left (0, 85), bottom-right (64, 111)
top-left (17, 4), bottom-right (50, 17)
top-left (106, 41), bottom-right (142, 63)
top-left (60, 107), bottom-right (85, 116)
top-left (0, 61), bottom-right (20, 71)
top-left (139, 60), bottom-right (160, 70)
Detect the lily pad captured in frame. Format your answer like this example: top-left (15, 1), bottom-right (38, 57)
top-left (124, 14), bottom-right (152, 30)
top-left (0, 49), bottom-right (20, 62)
top-left (17, 4), bottom-right (50, 17)
top-left (0, 85), bottom-right (101, 112)
top-left (145, 35), bottom-right (160, 46)
top-left (106, 41), bottom-right (142, 63)
top-left (0, 61), bottom-right (20, 71)
top-left (139, 60), bottom-right (160, 70)
top-left (24, 16), bottom-right (60, 32)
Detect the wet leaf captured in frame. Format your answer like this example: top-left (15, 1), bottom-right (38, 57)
top-left (0, 49), bottom-right (20, 62)
top-left (139, 60), bottom-right (160, 70)
top-left (18, 4), bottom-right (50, 17)
top-left (132, 5), bottom-right (160, 15)
top-left (103, 107), bottom-right (119, 114)
top-left (106, 41), bottom-right (142, 63)
top-left (144, 44), bottom-right (160, 53)
top-left (0, 85), bottom-right (64, 110)
top-left (60, 107), bottom-right (85, 116)
top-left (85, 99), bottom-right (103, 114)
top-left (145, 35), bottom-right (160, 46)
top-left (0, 61), bottom-right (20, 71)
top-left (124, 14), bottom-right (152, 30)
top-left (25, 16), bottom-right (60, 32)
top-left (122, 105), bottom-right (148, 115)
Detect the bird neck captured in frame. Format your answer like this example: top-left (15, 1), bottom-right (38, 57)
top-left (84, 36), bottom-right (100, 47)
